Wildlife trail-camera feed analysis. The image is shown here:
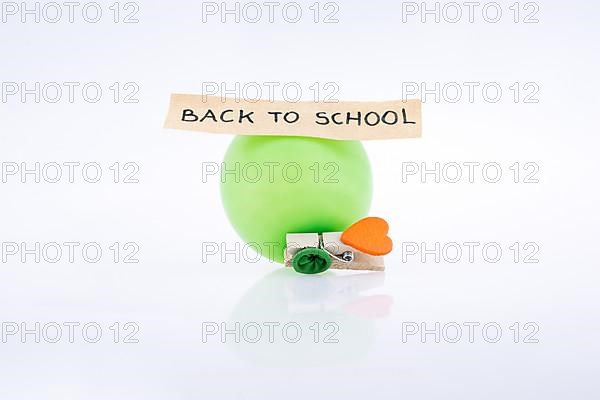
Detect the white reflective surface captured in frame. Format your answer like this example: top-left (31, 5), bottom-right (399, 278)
top-left (1, 0), bottom-right (599, 398)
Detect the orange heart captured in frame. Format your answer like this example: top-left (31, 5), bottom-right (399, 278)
top-left (341, 217), bottom-right (393, 256)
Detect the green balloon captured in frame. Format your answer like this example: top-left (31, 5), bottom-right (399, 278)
top-left (292, 247), bottom-right (332, 274)
top-left (220, 136), bottom-right (372, 263)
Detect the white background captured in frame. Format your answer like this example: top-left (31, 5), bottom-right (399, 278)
top-left (1, 0), bottom-right (599, 399)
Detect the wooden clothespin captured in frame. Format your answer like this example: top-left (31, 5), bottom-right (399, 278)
top-left (284, 217), bottom-right (393, 274)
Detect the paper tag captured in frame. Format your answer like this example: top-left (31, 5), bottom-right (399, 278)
top-left (164, 94), bottom-right (422, 140)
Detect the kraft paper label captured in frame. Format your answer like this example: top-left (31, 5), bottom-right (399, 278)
top-left (164, 94), bottom-right (422, 140)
